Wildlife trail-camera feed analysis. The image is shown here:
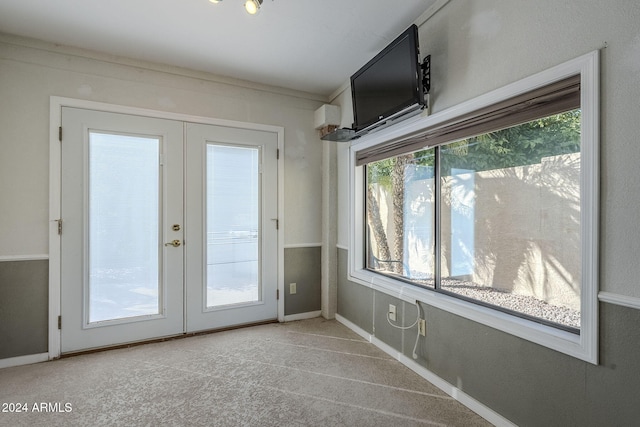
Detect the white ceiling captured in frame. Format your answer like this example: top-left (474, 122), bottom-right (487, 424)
top-left (0, 0), bottom-right (437, 98)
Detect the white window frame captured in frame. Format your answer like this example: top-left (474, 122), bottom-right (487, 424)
top-left (348, 51), bottom-right (599, 364)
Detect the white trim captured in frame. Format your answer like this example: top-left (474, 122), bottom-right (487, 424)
top-left (50, 96), bottom-right (286, 356)
top-left (335, 314), bottom-right (516, 427)
top-left (49, 98), bottom-right (62, 360)
top-left (335, 314), bottom-right (372, 341)
top-left (283, 310), bottom-right (322, 322)
top-left (0, 254), bottom-right (49, 262)
top-left (0, 353), bottom-right (49, 369)
top-left (580, 47), bottom-right (601, 365)
top-left (348, 272), bottom-right (585, 355)
top-left (277, 126), bottom-right (286, 323)
top-left (51, 97), bottom-right (285, 134)
top-left (283, 243), bottom-right (322, 249)
top-left (599, 292), bottom-right (640, 310)
top-left (336, 244), bottom-right (349, 251)
top-left (348, 51), bottom-right (600, 364)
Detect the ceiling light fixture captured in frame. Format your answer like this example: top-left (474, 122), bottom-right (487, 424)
top-left (209, 0), bottom-right (269, 15)
top-left (244, 0), bottom-right (262, 15)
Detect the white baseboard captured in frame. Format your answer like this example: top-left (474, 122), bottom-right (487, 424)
top-left (335, 314), bottom-right (516, 427)
top-left (0, 352), bottom-right (49, 369)
top-left (283, 310), bottom-right (322, 322)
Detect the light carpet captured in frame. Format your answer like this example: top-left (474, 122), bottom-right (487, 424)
top-left (0, 318), bottom-right (491, 426)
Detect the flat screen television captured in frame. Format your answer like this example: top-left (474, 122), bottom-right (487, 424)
top-left (351, 24), bottom-right (424, 133)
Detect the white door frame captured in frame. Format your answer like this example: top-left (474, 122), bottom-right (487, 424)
top-left (49, 96), bottom-right (285, 359)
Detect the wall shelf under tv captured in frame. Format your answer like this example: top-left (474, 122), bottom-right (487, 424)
top-left (320, 128), bottom-right (356, 142)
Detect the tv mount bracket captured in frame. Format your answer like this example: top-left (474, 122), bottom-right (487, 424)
top-left (421, 55), bottom-right (431, 112)
top-left (421, 55), bottom-right (431, 95)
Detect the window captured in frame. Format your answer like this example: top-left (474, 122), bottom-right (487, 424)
top-left (366, 109), bottom-right (581, 331)
top-left (350, 52), bottom-right (599, 362)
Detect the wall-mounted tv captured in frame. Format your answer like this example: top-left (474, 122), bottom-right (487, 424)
top-left (351, 24), bottom-right (425, 133)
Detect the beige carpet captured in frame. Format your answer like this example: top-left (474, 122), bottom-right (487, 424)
top-left (0, 318), bottom-right (490, 426)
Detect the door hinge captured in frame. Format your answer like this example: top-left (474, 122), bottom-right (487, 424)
top-left (56, 219), bottom-right (63, 235)
top-left (275, 219), bottom-right (279, 230)
top-left (59, 126), bottom-right (62, 142)
top-left (276, 149), bottom-right (280, 160)
top-left (277, 289), bottom-right (280, 300)
top-left (58, 315), bottom-right (62, 330)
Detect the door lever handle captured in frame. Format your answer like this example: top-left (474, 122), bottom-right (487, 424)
top-left (164, 240), bottom-right (181, 247)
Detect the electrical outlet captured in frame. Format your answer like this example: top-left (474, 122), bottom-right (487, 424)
top-left (388, 304), bottom-right (396, 321)
top-left (289, 283), bottom-right (297, 294)
top-left (418, 319), bottom-right (426, 336)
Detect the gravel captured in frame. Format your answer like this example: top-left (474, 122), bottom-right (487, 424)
top-left (416, 278), bottom-right (581, 329)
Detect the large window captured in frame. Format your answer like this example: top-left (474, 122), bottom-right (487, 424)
top-left (351, 52), bottom-right (599, 362)
top-left (366, 110), bottom-right (581, 331)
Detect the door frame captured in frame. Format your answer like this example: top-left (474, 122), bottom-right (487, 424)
top-left (49, 96), bottom-right (285, 359)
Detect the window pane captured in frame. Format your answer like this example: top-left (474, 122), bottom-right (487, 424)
top-left (88, 132), bottom-right (161, 323)
top-left (439, 110), bottom-right (581, 329)
top-left (366, 148), bottom-right (435, 287)
top-left (206, 144), bottom-right (260, 307)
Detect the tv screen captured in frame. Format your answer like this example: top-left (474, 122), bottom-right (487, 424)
top-left (351, 24), bottom-right (424, 132)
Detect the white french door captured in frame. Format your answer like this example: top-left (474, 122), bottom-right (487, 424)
top-left (59, 107), bottom-right (279, 353)
top-left (185, 123), bottom-right (279, 332)
top-left (60, 108), bottom-right (184, 353)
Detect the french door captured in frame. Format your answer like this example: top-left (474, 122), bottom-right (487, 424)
top-left (185, 123), bottom-right (278, 332)
top-left (59, 107), bottom-right (279, 353)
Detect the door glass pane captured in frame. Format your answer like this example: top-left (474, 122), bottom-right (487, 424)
top-left (206, 144), bottom-right (260, 308)
top-left (88, 132), bottom-right (161, 323)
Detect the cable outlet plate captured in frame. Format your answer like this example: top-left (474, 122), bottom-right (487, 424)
top-left (418, 319), bottom-right (426, 336)
top-left (388, 304), bottom-right (396, 321)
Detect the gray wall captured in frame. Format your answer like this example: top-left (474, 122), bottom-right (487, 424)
top-left (284, 247), bottom-right (321, 316)
top-left (0, 249), bottom-right (322, 361)
top-left (337, 248), bottom-right (640, 426)
top-left (0, 260), bottom-right (48, 359)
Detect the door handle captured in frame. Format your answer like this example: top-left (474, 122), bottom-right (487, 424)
top-left (164, 240), bottom-right (181, 247)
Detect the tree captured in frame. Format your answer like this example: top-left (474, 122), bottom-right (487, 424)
top-left (366, 185), bottom-right (392, 268)
top-left (390, 154), bottom-right (413, 274)
top-left (440, 110), bottom-right (581, 175)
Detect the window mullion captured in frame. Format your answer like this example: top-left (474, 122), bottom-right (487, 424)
top-left (434, 145), bottom-right (442, 290)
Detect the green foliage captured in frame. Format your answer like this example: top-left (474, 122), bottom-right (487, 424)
top-left (366, 158), bottom-right (394, 188)
top-left (366, 109), bottom-right (580, 182)
top-left (441, 109), bottom-right (581, 175)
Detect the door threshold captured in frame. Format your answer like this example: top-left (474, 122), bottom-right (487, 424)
top-left (60, 318), bottom-right (279, 358)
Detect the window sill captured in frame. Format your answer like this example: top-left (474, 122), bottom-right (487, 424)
top-left (348, 267), bottom-right (597, 364)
